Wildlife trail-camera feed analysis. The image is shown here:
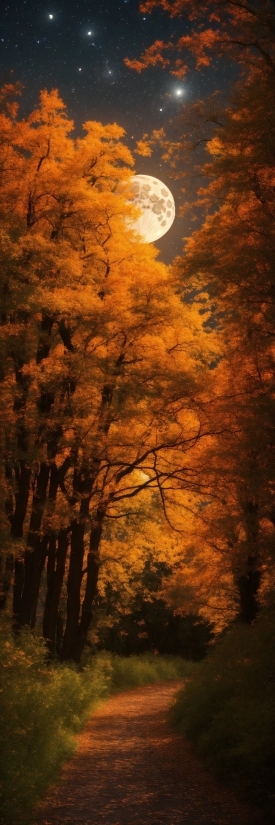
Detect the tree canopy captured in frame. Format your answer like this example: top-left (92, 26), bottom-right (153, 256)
top-left (0, 85), bottom-right (219, 661)
top-left (126, 0), bottom-right (275, 77)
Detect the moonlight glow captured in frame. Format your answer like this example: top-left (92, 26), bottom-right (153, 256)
top-left (128, 175), bottom-right (175, 243)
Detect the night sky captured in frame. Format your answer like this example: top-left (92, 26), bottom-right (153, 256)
top-left (1, 0), bottom-right (233, 262)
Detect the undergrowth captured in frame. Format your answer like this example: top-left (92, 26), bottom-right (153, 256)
top-left (0, 629), bottom-right (111, 825)
top-left (0, 625), bottom-right (191, 825)
top-left (171, 609), bottom-right (275, 821)
top-left (106, 651), bottom-right (195, 692)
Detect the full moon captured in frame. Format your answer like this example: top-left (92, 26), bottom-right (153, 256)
top-left (128, 175), bottom-right (175, 243)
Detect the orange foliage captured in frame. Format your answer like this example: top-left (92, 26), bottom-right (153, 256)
top-left (126, 1), bottom-right (275, 77)
top-left (0, 85), bottom-right (219, 658)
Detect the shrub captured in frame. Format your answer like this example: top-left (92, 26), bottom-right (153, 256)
top-left (0, 631), bottom-right (111, 825)
top-left (171, 610), bottom-right (275, 819)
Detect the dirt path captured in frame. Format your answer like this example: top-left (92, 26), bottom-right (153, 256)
top-left (34, 681), bottom-right (263, 825)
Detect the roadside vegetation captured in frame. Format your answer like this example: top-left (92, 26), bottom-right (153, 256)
top-left (1, 613), bottom-right (274, 824)
top-left (0, 622), bottom-right (195, 825)
top-left (171, 609), bottom-right (275, 820)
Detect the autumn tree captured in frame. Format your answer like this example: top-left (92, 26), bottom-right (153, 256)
top-left (164, 59), bottom-right (275, 623)
top-left (127, 0), bottom-right (275, 625)
top-left (124, 0), bottom-right (275, 628)
top-left (87, 483), bottom-right (212, 659)
top-left (95, 554), bottom-right (214, 658)
top-left (161, 367), bottom-right (275, 629)
top-left (0, 85), bottom-right (218, 661)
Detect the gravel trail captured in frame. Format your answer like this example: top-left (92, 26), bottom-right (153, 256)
top-left (34, 681), bottom-right (263, 825)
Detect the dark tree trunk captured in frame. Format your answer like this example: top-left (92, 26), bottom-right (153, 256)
top-left (237, 556), bottom-right (261, 624)
top-left (43, 534), bottom-right (56, 645)
top-left (13, 558), bottom-right (25, 621)
top-left (60, 518), bottom-right (86, 662)
top-left (74, 507), bottom-right (104, 663)
top-left (8, 461), bottom-right (32, 538)
top-left (36, 312), bottom-right (54, 365)
top-left (2, 314), bottom-right (53, 614)
top-left (30, 535), bottom-right (48, 628)
top-left (43, 530), bottom-right (69, 655)
top-left (56, 612), bottom-right (64, 656)
top-left (60, 464), bottom-right (98, 662)
top-left (2, 336), bottom-right (32, 608)
top-left (1, 462), bottom-right (32, 611)
top-left (17, 536), bottom-right (48, 628)
top-left (40, 457), bottom-right (72, 654)
top-left (16, 462), bottom-right (50, 627)
top-left (237, 499), bottom-right (261, 624)
top-left (0, 552), bottom-right (14, 611)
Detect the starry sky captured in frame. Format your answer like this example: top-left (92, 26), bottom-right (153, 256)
top-left (1, 0), bottom-right (234, 262)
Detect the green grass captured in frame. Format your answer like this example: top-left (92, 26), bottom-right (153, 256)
top-left (108, 652), bottom-right (196, 692)
top-left (0, 627), bottom-right (192, 825)
top-left (171, 609), bottom-right (275, 820)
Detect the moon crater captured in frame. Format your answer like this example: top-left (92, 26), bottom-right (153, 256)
top-left (128, 174), bottom-right (175, 243)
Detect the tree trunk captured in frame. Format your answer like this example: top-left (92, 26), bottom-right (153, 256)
top-left (17, 536), bottom-right (48, 628)
top-left (60, 463), bottom-right (100, 662)
top-left (30, 535), bottom-right (48, 628)
top-left (74, 507), bottom-right (104, 663)
top-left (13, 558), bottom-right (25, 622)
top-left (0, 462), bottom-right (32, 611)
top-left (60, 518), bottom-right (86, 662)
top-left (10, 462), bottom-right (32, 538)
top-left (237, 556), bottom-right (261, 624)
top-left (0, 552), bottom-right (14, 611)
top-left (237, 499), bottom-right (261, 623)
top-left (43, 530), bottom-right (69, 655)
top-left (56, 612), bottom-right (64, 657)
top-left (16, 462), bottom-right (50, 627)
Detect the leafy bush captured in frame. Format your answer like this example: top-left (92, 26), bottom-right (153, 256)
top-left (0, 630), bottom-right (111, 825)
top-left (171, 610), bottom-right (275, 819)
top-left (0, 625), bottom-right (192, 825)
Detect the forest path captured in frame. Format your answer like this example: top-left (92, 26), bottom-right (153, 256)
top-left (34, 680), bottom-right (263, 825)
